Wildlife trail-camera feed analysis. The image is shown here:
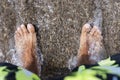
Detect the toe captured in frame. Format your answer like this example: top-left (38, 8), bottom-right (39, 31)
top-left (90, 26), bottom-right (98, 35)
top-left (97, 28), bottom-right (101, 35)
top-left (17, 27), bottom-right (23, 36)
top-left (90, 26), bottom-right (103, 41)
top-left (21, 24), bottom-right (28, 34)
top-left (96, 29), bottom-right (102, 41)
top-left (93, 26), bottom-right (101, 36)
top-left (16, 31), bottom-right (20, 37)
top-left (14, 31), bottom-right (20, 41)
top-left (82, 24), bottom-right (91, 33)
top-left (27, 24), bottom-right (35, 33)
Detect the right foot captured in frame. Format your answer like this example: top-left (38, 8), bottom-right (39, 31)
top-left (77, 24), bottom-right (106, 66)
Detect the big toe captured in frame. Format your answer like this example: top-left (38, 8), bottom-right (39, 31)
top-left (27, 24), bottom-right (35, 33)
top-left (82, 24), bottom-right (91, 33)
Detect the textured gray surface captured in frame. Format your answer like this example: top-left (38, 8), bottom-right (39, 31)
top-left (0, 0), bottom-right (120, 79)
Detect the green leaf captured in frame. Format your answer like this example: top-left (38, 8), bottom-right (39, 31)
top-left (0, 67), bottom-right (8, 80)
top-left (98, 57), bottom-right (117, 66)
top-left (78, 65), bottom-right (86, 72)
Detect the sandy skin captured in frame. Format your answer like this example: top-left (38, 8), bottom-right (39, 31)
top-left (77, 24), bottom-right (105, 66)
top-left (14, 23), bottom-right (105, 75)
top-left (14, 24), bottom-right (38, 74)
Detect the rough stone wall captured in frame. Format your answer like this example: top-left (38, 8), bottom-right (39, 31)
top-left (102, 0), bottom-right (120, 55)
top-left (0, 0), bottom-right (120, 79)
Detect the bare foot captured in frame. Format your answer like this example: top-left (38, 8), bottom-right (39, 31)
top-left (14, 24), bottom-right (38, 74)
top-left (77, 24), bottom-right (91, 66)
top-left (77, 24), bottom-right (107, 66)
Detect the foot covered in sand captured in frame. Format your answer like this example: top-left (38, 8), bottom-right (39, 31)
top-left (77, 24), bottom-right (106, 66)
top-left (14, 24), bottom-right (38, 74)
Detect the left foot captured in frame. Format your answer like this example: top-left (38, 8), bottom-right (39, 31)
top-left (14, 24), bottom-right (38, 74)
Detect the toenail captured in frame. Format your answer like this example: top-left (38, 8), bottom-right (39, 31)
top-left (86, 26), bottom-right (90, 29)
top-left (21, 24), bottom-right (25, 27)
top-left (28, 24), bottom-right (33, 28)
top-left (17, 27), bottom-right (20, 30)
top-left (84, 24), bottom-right (90, 28)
